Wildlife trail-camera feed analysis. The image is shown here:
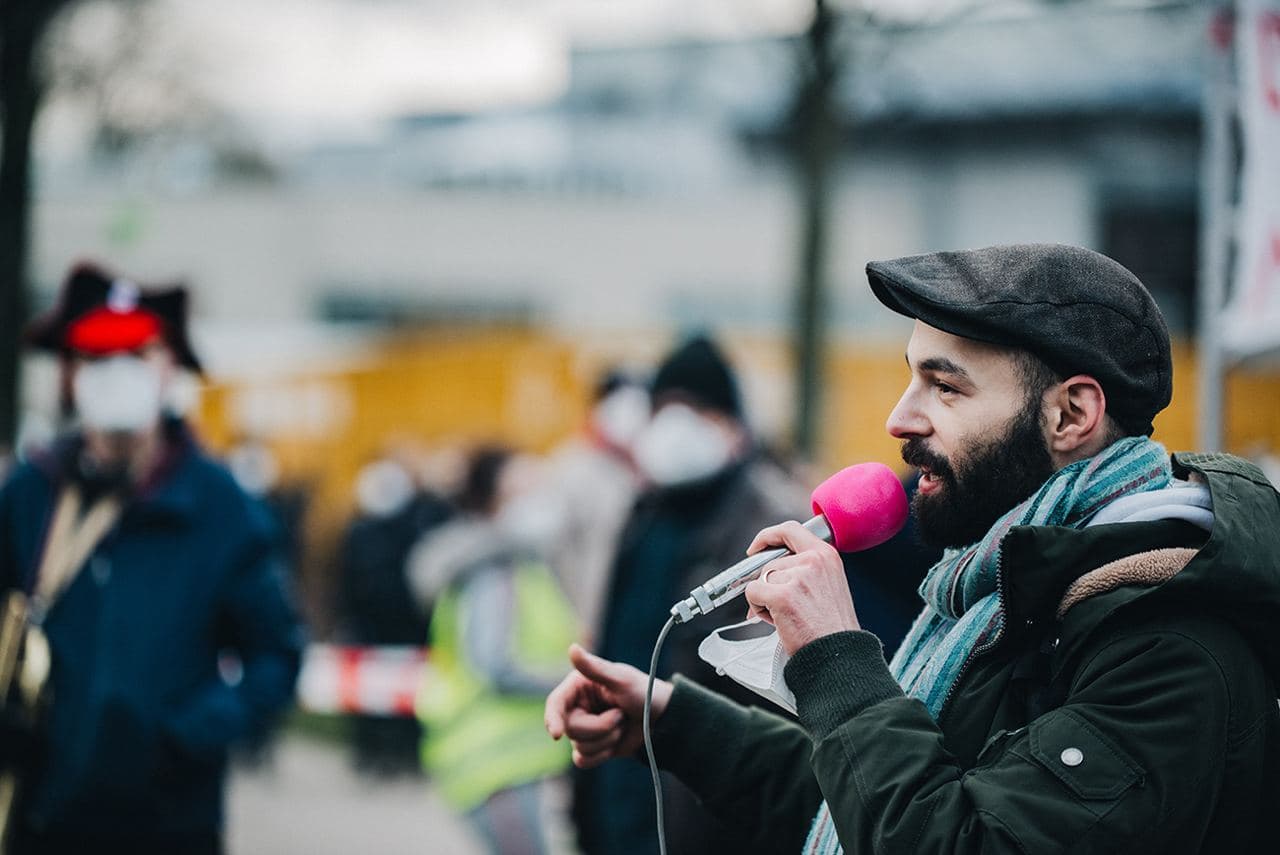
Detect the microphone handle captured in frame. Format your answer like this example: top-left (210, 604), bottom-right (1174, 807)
top-left (670, 515), bottom-right (832, 624)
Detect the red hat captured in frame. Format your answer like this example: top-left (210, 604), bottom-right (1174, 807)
top-left (25, 262), bottom-right (204, 374)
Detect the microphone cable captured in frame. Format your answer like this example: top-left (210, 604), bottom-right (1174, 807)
top-left (644, 615), bottom-right (677, 855)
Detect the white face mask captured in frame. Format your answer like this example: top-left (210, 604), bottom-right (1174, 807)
top-left (73, 355), bottom-right (166, 433)
top-left (698, 618), bottom-right (796, 715)
top-left (355, 459), bottom-right (416, 518)
top-left (592, 385), bottom-right (650, 451)
top-left (227, 443), bottom-right (280, 497)
top-left (632, 403), bottom-right (738, 487)
top-left (496, 490), bottom-right (564, 553)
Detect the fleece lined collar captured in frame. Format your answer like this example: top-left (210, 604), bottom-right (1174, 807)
top-left (1056, 547), bottom-right (1198, 619)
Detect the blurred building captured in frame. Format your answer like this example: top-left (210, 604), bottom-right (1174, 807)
top-left (31, 3), bottom-right (1205, 330)
top-left (24, 2), bottom-right (1280, 617)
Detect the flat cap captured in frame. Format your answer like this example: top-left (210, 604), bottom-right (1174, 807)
top-left (866, 243), bottom-right (1171, 436)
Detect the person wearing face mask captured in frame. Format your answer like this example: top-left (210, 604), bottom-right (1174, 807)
top-left (525, 369), bottom-right (649, 642)
top-left (0, 263), bottom-right (303, 855)
top-left (571, 334), bottom-right (809, 855)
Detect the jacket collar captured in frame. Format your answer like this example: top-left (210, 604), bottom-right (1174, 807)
top-left (946, 452), bottom-right (1280, 706)
top-left (997, 517), bottom-right (1207, 642)
top-left (1161, 453), bottom-right (1280, 686)
top-left (130, 430), bottom-right (201, 523)
top-left (996, 452), bottom-right (1280, 675)
top-left (32, 418), bottom-right (202, 524)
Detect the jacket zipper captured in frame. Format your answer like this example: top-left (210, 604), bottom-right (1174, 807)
top-left (937, 546), bottom-right (1009, 725)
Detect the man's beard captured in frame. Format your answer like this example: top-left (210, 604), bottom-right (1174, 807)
top-left (902, 397), bottom-right (1056, 549)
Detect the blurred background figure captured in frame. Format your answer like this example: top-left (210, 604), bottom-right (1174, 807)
top-left (573, 333), bottom-right (809, 855)
top-left (409, 446), bottom-right (578, 855)
top-left (334, 453), bottom-right (453, 776)
top-left (226, 435), bottom-right (311, 595)
top-left (536, 368), bottom-right (648, 643)
top-left (0, 263), bottom-right (303, 855)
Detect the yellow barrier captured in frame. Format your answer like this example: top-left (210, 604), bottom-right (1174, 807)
top-left (193, 327), bottom-right (1280, 631)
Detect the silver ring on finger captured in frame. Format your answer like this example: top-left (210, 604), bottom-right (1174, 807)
top-left (762, 565), bottom-right (784, 584)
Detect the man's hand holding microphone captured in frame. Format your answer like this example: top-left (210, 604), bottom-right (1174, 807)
top-left (544, 462), bottom-right (908, 766)
top-left (741, 520), bottom-right (863, 654)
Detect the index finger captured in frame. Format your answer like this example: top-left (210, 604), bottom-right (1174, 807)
top-left (747, 520), bottom-right (829, 557)
top-left (743, 574), bottom-right (783, 623)
top-left (545, 669), bottom-right (587, 739)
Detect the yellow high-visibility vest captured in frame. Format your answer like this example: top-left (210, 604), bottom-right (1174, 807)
top-left (417, 559), bottom-right (576, 810)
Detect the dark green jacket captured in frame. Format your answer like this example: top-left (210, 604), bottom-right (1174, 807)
top-left (652, 453), bottom-right (1280, 853)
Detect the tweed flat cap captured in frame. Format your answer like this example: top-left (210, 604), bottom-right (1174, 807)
top-left (866, 243), bottom-right (1171, 436)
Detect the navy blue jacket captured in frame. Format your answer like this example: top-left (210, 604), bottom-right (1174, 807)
top-left (0, 423), bottom-right (304, 837)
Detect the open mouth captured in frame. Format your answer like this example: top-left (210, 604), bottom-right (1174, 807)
top-left (918, 466), bottom-right (944, 495)
top-left (902, 439), bottom-right (949, 497)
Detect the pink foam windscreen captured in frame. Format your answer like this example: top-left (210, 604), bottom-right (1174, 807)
top-left (810, 462), bottom-right (909, 553)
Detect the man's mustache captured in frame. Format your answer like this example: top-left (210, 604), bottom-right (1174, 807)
top-left (901, 439), bottom-right (956, 484)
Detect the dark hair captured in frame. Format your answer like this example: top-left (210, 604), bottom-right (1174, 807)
top-left (593, 367), bottom-right (642, 402)
top-left (1011, 349), bottom-right (1061, 406)
top-left (1012, 349), bottom-right (1127, 444)
top-left (455, 446), bottom-right (513, 516)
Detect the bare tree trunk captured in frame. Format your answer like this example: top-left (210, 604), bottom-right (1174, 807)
top-left (792, 0), bottom-right (838, 459)
top-left (0, 0), bottom-right (71, 450)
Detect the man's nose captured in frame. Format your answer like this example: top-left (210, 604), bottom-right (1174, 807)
top-left (886, 390), bottom-right (928, 439)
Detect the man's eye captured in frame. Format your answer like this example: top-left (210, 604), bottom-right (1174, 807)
top-left (934, 381), bottom-right (957, 395)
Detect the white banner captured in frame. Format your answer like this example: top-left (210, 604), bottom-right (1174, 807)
top-left (1224, 1), bottom-right (1280, 358)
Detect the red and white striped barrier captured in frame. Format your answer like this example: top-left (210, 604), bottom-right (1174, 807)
top-left (296, 644), bottom-right (433, 717)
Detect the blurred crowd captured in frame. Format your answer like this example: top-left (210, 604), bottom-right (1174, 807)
top-left (0, 262), bottom-right (940, 855)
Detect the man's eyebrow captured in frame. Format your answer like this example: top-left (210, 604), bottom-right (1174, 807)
top-left (914, 356), bottom-right (972, 380)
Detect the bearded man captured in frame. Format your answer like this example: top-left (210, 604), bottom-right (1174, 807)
top-left (545, 244), bottom-right (1280, 854)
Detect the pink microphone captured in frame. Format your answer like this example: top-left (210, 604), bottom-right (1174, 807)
top-left (670, 462), bottom-right (909, 623)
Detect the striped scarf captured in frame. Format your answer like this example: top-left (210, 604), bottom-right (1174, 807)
top-left (803, 437), bottom-right (1172, 854)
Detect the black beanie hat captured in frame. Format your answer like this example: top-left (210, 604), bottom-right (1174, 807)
top-left (650, 335), bottom-right (742, 419)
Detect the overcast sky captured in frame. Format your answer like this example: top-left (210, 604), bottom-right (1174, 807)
top-left (35, 0), bottom-right (994, 152)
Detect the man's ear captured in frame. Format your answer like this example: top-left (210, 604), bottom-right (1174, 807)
top-left (1043, 374), bottom-right (1107, 459)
